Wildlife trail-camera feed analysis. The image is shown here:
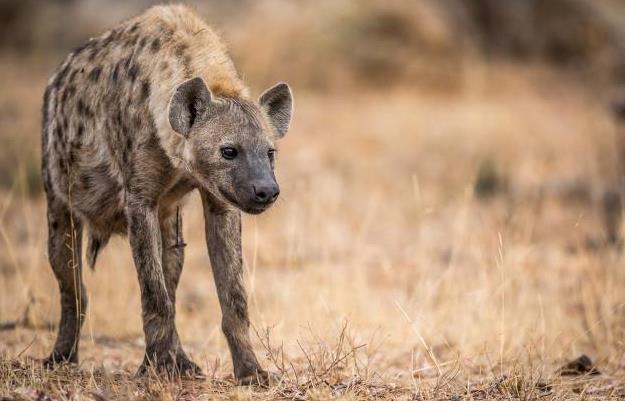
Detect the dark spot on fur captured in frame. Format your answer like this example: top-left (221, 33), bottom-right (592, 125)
top-left (77, 123), bottom-right (84, 138)
top-left (121, 147), bottom-right (129, 165)
top-left (138, 37), bottom-right (147, 49)
top-left (122, 133), bottom-right (132, 162)
top-left (140, 80), bottom-right (150, 101)
top-left (115, 109), bottom-right (124, 129)
top-left (51, 221), bottom-right (59, 231)
top-left (230, 290), bottom-right (249, 323)
top-left (77, 98), bottom-right (93, 118)
top-left (150, 38), bottom-right (161, 53)
top-left (88, 66), bottom-right (101, 82)
top-left (111, 63), bottom-right (120, 82)
top-left (129, 23), bottom-right (139, 33)
top-left (128, 64), bottom-right (139, 82)
top-left (77, 99), bottom-right (86, 116)
top-left (174, 43), bottom-right (188, 58)
top-left (69, 148), bottom-right (77, 165)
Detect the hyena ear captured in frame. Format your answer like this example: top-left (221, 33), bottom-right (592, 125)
top-left (168, 77), bottom-right (212, 137)
top-left (259, 82), bottom-right (293, 139)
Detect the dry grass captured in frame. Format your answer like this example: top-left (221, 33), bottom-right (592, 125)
top-left (1, 3), bottom-right (625, 399)
top-left (1, 60), bottom-right (624, 399)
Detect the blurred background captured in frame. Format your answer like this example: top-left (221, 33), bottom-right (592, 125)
top-left (3, 0), bottom-right (625, 196)
top-left (1, 0), bottom-right (625, 395)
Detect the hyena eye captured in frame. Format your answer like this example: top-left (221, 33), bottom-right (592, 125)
top-left (268, 149), bottom-right (276, 160)
top-left (221, 147), bottom-right (238, 160)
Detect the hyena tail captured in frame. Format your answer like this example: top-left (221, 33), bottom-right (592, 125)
top-left (87, 233), bottom-right (109, 270)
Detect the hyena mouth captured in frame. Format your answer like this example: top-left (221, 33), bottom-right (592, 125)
top-left (245, 206), bottom-right (268, 215)
top-left (218, 187), bottom-right (268, 215)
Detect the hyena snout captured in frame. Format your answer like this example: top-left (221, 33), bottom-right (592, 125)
top-left (234, 178), bottom-right (279, 214)
top-left (252, 180), bottom-right (280, 205)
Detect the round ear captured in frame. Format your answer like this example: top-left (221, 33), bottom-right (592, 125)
top-left (259, 82), bottom-right (293, 139)
top-left (168, 77), bottom-right (212, 137)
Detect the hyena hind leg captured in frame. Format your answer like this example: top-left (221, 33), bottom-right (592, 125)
top-left (44, 194), bottom-right (87, 366)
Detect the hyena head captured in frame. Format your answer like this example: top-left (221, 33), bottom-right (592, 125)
top-left (168, 77), bottom-right (293, 214)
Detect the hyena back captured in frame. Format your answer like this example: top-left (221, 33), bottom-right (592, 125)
top-left (41, 5), bottom-right (293, 383)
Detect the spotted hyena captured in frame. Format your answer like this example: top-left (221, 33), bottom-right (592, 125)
top-left (41, 5), bottom-right (293, 383)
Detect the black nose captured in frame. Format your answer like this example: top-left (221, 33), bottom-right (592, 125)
top-left (253, 183), bottom-right (280, 204)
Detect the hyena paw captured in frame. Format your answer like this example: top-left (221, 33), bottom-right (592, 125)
top-left (237, 369), bottom-right (280, 387)
top-left (42, 350), bottom-right (78, 368)
top-left (175, 355), bottom-right (204, 379)
top-left (136, 352), bottom-right (204, 379)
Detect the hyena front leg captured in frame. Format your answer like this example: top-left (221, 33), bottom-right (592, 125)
top-left (158, 209), bottom-right (203, 376)
top-left (127, 204), bottom-right (179, 376)
top-left (201, 192), bottom-right (273, 385)
top-left (44, 193), bottom-right (87, 366)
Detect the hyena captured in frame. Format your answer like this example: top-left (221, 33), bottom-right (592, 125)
top-left (41, 5), bottom-right (292, 383)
